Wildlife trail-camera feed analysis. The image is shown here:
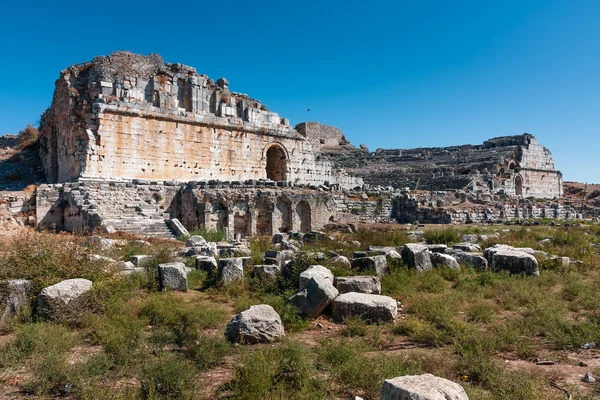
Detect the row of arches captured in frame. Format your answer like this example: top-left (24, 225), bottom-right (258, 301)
top-left (202, 198), bottom-right (312, 239)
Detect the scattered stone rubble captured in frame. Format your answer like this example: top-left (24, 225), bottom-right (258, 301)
top-left (225, 304), bottom-right (285, 344)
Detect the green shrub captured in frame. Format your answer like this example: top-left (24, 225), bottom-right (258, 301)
top-left (139, 293), bottom-right (226, 347)
top-left (423, 227), bottom-right (462, 245)
top-left (229, 341), bottom-right (324, 399)
top-left (185, 335), bottom-right (231, 371)
top-left (184, 227), bottom-right (227, 242)
top-left (140, 354), bottom-right (197, 400)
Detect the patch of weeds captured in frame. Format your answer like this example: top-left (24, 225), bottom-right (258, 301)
top-left (184, 335), bottom-right (231, 371)
top-left (140, 353), bottom-right (197, 400)
top-left (184, 227), bottom-right (227, 242)
top-left (139, 293), bottom-right (227, 347)
top-left (228, 341), bottom-right (325, 399)
top-left (424, 227), bottom-right (462, 245)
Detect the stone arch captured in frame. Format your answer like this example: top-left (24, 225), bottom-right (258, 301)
top-left (295, 200), bottom-right (311, 233)
top-left (276, 198), bottom-right (292, 233)
top-left (211, 201), bottom-right (229, 232)
top-left (233, 201), bottom-right (249, 238)
top-left (256, 200), bottom-right (273, 236)
top-left (515, 175), bottom-right (523, 196)
top-left (265, 143), bottom-right (288, 182)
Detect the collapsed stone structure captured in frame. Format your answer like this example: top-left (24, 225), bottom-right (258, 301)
top-left (38, 52), bottom-right (360, 188)
top-left (31, 51), bottom-right (574, 237)
top-left (306, 122), bottom-right (563, 198)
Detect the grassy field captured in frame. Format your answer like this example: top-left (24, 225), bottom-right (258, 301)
top-left (0, 223), bottom-right (599, 399)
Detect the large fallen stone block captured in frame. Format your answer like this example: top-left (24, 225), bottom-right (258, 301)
top-left (218, 258), bottom-right (244, 283)
top-left (381, 374), bottom-right (469, 400)
top-left (335, 276), bottom-right (381, 294)
top-left (186, 235), bottom-right (207, 247)
top-left (453, 243), bottom-right (482, 253)
top-left (454, 252), bottom-right (488, 270)
top-left (36, 279), bottom-right (93, 321)
top-left (430, 252), bottom-right (460, 269)
top-left (299, 265), bottom-right (334, 290)
top-left (401, 244), bottom-right (433, 271)
top-left (195, 256), bottom-right (217, 272)
top-left (483, 244), bottom-right (535, 262)
top-left (130, 255), bottom-right (152, 267)
top-left (330, 255), bottom-right (351, 268)
top-left (225, 304), bottom-right (284, 344)
top-left (288, 275), bottom-right (338, 319)
top-left (331, 292), bottom-right (397, 323)
top-left (0, 280), bottom-right (31, 324)
top-left (490, 248), bottom-right (539, 276)
top-left (351, 255), bottom-right (389, 276)
top-left (158, 262), bottom-right (188, 291)
top-left (253, 265), bottom-right (280, 280)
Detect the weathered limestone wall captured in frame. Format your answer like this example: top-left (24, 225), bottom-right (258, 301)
top-left (38, 52), bottom-right (361, 189)
top-left (80, 106), bottom-right (353, 187)
top-left (295, 122), bottom-right (352, 152)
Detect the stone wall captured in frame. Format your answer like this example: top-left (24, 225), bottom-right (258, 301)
top-left (312, 124), bottom-right (563, 198)
top-left (38, 52), bottom-right (362, 189)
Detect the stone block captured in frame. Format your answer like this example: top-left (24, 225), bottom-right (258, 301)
top-left (381, 374), bottom-right (468, 400)
top-left (36, 279), bottom-right (93, 322)
top-left (331, 292), bottom-right (397, 323)
top-left (335, 276), bottom-right (381, 294)
top-left (401, 244), bottom-right (432, 271)
top-left (218, 258), bottom-right (244, 283)
top-left (158, 262), bottom-right (188, 291)
top-left (225, 304), bottom-right (284, 344)
top-left (299, 265), bottom-right (334, 290)
top-left (195, 256), bottom-right (217, 271)
top-left (288, 275), bottom-right (338, 319)
top-left (351, 255), bottom-right (389, 276)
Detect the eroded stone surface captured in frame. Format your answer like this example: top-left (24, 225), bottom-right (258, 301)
top-left (331, 292), bottom-right (397, 323)
top-left (288, 275), bottom-right (338, 318)
top-left (335, 276), bottom-right (381, 294)
top-left (36, 279), bottom-right (93, 321)
top-left (381, 374), bottom-right (469, 400)
top-left (225, 304), bottom-right (284, 344)
top-left (401, 244), bottom-right (433, 271)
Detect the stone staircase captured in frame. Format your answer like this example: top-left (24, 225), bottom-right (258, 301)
top-left (63, 183), bottom-right (178, 239)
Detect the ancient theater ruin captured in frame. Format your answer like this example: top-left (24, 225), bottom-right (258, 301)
top-left (32, 51), bottom-right (576, 238)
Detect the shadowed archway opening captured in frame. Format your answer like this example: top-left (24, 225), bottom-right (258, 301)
top-left (266, 145), bottom-right (287, 182)
top-left (296, 200), bottom-right (311, 233)
top-left (515, 176), bottom-right (523, 196)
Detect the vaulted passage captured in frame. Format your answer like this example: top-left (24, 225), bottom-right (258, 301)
top-left (277, 199), bottom-right (292, 233)
top-left (266, 145), bottom-right (287, 182)
top-left (296, 200), bottom-right (311, 233)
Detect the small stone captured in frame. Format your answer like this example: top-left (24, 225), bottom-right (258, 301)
top-left (583, 372), bottom-right (596, 383)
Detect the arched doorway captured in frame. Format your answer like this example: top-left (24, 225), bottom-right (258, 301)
top-left (295, 201), bottom-right (311, 233)
top-left (266, 145), bottom-right (287, 182)
top-left (276, 198), bottom-right (292, 233)
top-left (515, 176), bottom-right (523, 196)
top-left (212, 201), bottom-right (229, 232)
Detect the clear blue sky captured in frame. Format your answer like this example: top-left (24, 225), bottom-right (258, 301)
top-left (1, 0), bottom-right (598, 182)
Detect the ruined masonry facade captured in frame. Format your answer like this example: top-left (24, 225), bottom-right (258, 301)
top-left (38, 52), bottom-right (361, 189)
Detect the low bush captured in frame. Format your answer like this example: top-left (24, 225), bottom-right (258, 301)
top-left (140, 354), bottom-right (197, 400)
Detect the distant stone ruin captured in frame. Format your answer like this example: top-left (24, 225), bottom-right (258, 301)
top-left (28, 51), bottom-right (575, 237)
top-left (305, 122), bottom-right (563, 199)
